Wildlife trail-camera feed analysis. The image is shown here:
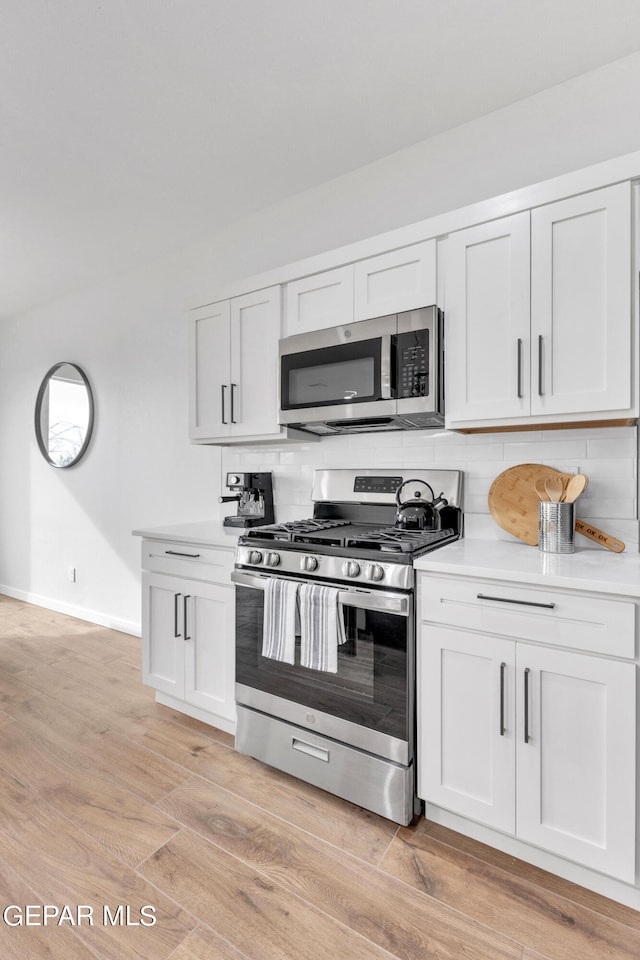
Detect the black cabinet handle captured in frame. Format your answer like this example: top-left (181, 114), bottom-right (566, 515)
top-left (477, 593), bottom-right (555, 610)
top-left (174, 592), bottom-right (182, 638)
top-left (516, 339), bottom-right (523, 399)
top-left (524, 667), bottom-right (531, 743)
top-left (221, 384), bottom-right (228, 424)
top-left (230, 383), bottom-right (237, 424)
top-left (538, 335), bottom-right (544, 396)
top-left (165, 550), bottom-right (201, 559)
top-left (499, 662), bottom-right (506, 736)
top-left (183, 595), bottom-right (191, 641)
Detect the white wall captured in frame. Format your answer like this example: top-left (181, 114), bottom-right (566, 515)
top-left (0, 265), bottom-right (222, 633)
top-left (1, 52), bottom-right (640, 632)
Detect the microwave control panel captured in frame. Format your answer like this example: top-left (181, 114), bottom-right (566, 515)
top-left (395, 329), bottom-right (429, 398)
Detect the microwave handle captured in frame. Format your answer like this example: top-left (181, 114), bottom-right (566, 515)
top-left (380, 335), bottom-right (392, 399)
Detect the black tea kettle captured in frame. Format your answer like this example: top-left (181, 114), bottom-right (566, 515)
top-left (395, 479), bottom-right (448, 531)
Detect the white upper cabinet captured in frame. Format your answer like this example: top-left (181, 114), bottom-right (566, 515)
top-left (229, 289), bottom-right (281, 439)
top-left (283, 241), bottom-right (437, 336)
top-left (189, 299), bottom-right (232, 439)
top-left (444, 213), bottom-right (531, 422)
top-left (353, 240), bottom-right (437, 321)
top-left (284, 266), bottom-right (354, 336)
top-left (531, 184), bottom-right (631, 416)
top-left (189, 286), bottom-right (284, 443)
top-left (445, 183), bottom-right (634, 429)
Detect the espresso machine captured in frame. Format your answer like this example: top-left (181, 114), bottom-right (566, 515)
top-left (219, 472), bottom-right (275, 528)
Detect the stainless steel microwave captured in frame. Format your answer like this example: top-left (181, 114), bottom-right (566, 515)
top-left (278, 306), bottom-right (444, 436)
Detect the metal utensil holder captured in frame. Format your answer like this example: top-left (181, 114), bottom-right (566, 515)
top-left (538, 501), bottom-right (575, 554)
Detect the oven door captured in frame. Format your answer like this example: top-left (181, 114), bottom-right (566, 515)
top-left (232, 569), bottom-right (414, 765)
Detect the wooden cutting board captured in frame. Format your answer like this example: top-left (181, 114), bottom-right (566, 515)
top-left (488, 463), bottom-right (574, 546)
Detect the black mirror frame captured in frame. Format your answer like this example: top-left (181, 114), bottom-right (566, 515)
top-left (35, 362), bottom-right (95, 468)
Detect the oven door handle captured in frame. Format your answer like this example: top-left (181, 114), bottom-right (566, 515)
top-left (230, 569), bottom-right (410, 616)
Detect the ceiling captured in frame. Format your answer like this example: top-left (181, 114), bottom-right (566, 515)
top-left (3, 0), bottom-right (640, 319)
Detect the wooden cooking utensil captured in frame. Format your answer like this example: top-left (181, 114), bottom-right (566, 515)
top-left (574, 520), bottom-right (625, 553)
top-left (488, 464), bottom-right (573, 546)
top-left (562, 473), bottom-right (588, 503)
top-left (544, 475), bottom-right (565, 502)
top-left (534, 478), bottom-right (549, 501)
top-left (488, 464), bottom-right (622, 551)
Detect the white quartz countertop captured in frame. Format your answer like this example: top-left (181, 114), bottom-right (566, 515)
top-left (414, 538), bottom-right (640, 598)
top-left (132, 520), bottom-right (244, 548)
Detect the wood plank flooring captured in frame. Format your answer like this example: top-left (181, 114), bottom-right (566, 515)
top-left (0, 594), bottom-right (638, 959)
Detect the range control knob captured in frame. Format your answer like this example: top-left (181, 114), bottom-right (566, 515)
top-left (365, 563), bottom-right (385, 582)
top-left (342, 560), bottom-right (361, 579)
top-left (300, 555), bottom-right (318, 572)
top-left (247, 550), bottom-right (263, 565)
top-left (266, 552), bottom-right (281, 568)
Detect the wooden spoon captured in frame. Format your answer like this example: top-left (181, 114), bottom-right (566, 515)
top-left (544, 475), bottom-right (565, 502)
top-left (534, 478), bottom-right (549, 501)
top-left (563, 474), bottom-right (588, 503)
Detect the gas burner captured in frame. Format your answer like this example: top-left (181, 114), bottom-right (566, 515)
top-left (347, 527), bottom-right (456, 554)
top-left (245, 518), bottom-right (350, 541)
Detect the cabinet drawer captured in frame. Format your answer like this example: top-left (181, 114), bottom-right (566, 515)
top-left (142, 540), bottom-right (234, 584)
top-left (420, 575), bottom-right (635, 658)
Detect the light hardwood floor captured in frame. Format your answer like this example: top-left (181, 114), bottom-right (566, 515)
top-left (0, 594), bottom-right (638, 959)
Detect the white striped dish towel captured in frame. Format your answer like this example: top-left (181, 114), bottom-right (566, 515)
top-left (262, 577), bottom-right (298, 664)
top-left (299, 583), bottom-right (347, 674)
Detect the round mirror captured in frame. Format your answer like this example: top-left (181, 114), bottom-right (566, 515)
top-left (35, 362), bottom-right (95, 468)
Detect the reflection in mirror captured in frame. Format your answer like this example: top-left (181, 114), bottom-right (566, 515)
top-left (35, 363), bottom-right (95, 467)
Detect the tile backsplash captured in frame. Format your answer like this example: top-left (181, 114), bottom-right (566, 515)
top-left (221, 425), bottom-right (639, 550)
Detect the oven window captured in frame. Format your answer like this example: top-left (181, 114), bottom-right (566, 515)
top-left (235, 585), bottom-right (409, 741)
top-left (281, 338), bottom-right (381, 410)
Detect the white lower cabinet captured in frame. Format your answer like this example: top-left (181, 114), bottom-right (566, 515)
top-left (419, 580), bottom-right (637, 885)
top-left (141, 540), bottom-right (235, 730)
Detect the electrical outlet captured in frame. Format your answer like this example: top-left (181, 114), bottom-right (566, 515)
top-left (68, 566), bottom-right (77, 583)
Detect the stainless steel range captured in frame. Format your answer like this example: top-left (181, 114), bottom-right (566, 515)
top-left (231, 468), bottom-right (463, 825)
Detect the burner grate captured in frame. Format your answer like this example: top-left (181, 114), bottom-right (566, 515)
top-left (346, 527), bottom-right (455, 554)
top-left (245, 518), bottom-right (350, 541)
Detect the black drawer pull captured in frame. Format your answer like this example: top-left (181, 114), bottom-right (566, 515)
top-left (165, 550), bottom-right (201, 559)
top-left (477, 593), bottom-right (555, 610)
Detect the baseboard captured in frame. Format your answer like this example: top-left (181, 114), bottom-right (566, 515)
top-left (156, 691), bottom-right (236, 735)
top-left (0, 584), bottom-right (140, 637)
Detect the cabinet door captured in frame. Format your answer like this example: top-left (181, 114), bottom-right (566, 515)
top-left (353, 241), bottom-right (436, 321)
top-left (531, 183), bottom-right (631, 416)
top-left (141, 572), bottom-right (185, 698)
top-left (516, 644), bottom-right (636, 882)
top-left (445, 213), bottom-right (531, 423)
top-left (229, 286), bottom-right (281, 438)
top-left (183, 581), bottom-right (235, 722)
top-left (284, 266), bottom-right (354, 336)
top-left (188, 300), bottom-right (231, 439)
top-left (419, 625), bottom-right (515, 832)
